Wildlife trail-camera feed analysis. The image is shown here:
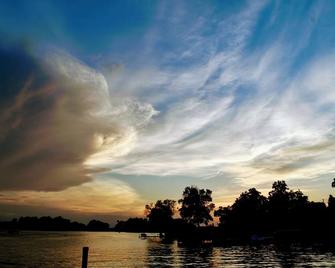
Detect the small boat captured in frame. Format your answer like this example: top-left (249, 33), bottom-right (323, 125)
top-left (139, 233), bottom-right (164, 240)
top-left (139, 233), bottom-right (147, 239)
top-left (202, 239), bottom-right (213, 245)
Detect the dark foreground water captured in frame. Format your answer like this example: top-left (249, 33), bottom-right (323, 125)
top-left (0, 231), bottom-right (335, 267)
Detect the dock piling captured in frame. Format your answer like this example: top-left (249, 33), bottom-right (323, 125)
top-left (82, 247), bottom-right (89, 268)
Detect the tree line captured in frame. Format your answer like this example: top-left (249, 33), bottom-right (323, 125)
top-left (1, 180), bottom-right (334, 244)
top-left (115, 180), bottom-right (335, 244)
top-left (0, 216), bottom-right (110, 231)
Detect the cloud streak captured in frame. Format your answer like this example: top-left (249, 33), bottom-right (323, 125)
top-left (97, 1), bottom-right (335, 201)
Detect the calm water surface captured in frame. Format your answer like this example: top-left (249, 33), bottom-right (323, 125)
top-left (0, 231), bottom-right (335, 267)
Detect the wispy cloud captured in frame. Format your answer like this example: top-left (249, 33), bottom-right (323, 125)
top-left (96, 1), bottom-right (335, 202)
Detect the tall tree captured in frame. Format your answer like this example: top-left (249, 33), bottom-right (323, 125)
top-left (178, 186), bottom-right (215, 227)
top-left (268, 180), bottom-right (290, 212)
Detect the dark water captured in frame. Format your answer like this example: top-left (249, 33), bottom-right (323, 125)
top-left (0, 231), bottom-right (335, 267)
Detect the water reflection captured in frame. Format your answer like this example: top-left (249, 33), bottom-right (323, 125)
top-left (1, 232), bottom-right (335, 267)
top-left (274, 244), bottom-right (335, 268)
top-left (274, 245), bottom-right (302, 268)
top-left (145, 241), bottom-right (335, 268)
top-left (146, 240), bottom-right (176, 267)
top-left (179, 247), bottom-right (215, 267)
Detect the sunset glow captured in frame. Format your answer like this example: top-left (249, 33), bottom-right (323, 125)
top-left (0, 0), bottom-right (335, 225)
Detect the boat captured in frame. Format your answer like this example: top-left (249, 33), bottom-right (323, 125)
top-left (139, 233), bottom-right (147, 239)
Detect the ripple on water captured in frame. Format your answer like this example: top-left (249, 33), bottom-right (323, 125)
top-left (0, 232), bottom-right (335, 267)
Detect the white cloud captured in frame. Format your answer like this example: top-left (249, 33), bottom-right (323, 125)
top-left (94, 2), bottom-right (335, 204)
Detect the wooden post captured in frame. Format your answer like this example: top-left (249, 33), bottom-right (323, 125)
top-left (82, 247), bottom-right (89, 268)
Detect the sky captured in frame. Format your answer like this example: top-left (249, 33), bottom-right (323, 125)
top-left (0, 0), bottom-right (335, 225)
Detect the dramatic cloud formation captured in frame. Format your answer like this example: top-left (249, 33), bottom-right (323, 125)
top-left (0, 1), bottom-right (335, 221)
top-left (0, 45), bottom-right (156, 191)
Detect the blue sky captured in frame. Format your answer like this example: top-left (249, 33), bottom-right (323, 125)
top-left (0, 0), bottom-right (335, 223)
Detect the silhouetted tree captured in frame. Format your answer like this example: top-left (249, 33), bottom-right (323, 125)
top-left (178, 186), bottom-right (215, 227)
top-left (214, 206), bottom-right (230, 227)
top-left (145, 199), bottom-right (176, 231)
top-left (269, 180), bottom-right (290, 204)
top-left (328, 195), bottom-right (335, 210)
top-left (267, 180), bottom-right (290, 227)
top-left (87, 219), bottom-right (109, 231)
top-left (267, 181), bottom-right (311, 229)
top-left (327, 195), bottom-right (335, 232)
top-left (232, 188), bottom-right (267, 213)
top-left (288, 189), bottom-right (309, 214)
top-left (289, 190), bottom-right (308, 206)
top-left (307, 201), bottom-right (327, 233)
top-left (114, 218), bottom-right (149, 232)
top-left (215, 188), bottom-right (267, 237)
top-left (7, 216), bottom-right (86, 231)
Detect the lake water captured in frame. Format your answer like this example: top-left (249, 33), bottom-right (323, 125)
top-left (0, 231), bottom-right (335, 267)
